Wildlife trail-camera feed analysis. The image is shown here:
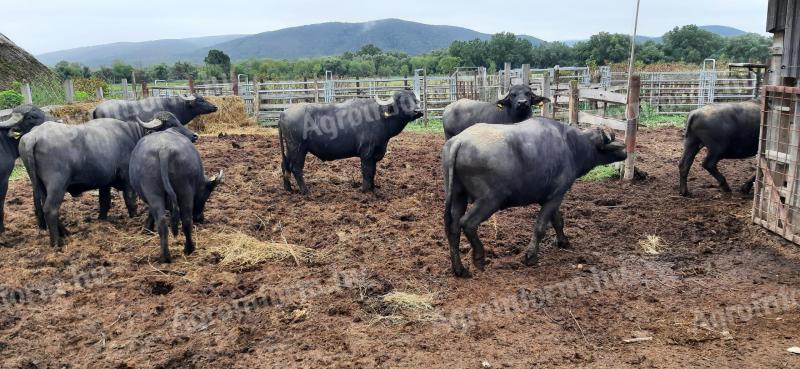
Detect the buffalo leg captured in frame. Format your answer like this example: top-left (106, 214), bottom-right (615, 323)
top-left (98, 187), bottom-right (111, 220)
top-left (460, 198), bottom-right (501, 271)
top-left (179, 195), bottom-right (195, 256)
top-left (281, 154), bottom-right (293, 192)
top-left (701, 152), bottom-right (731, 192)
top-left (144, 212), bottom-right (155, 232)
top-left (122, 187), bottom-right (138, 217)
top-left (740, 174), bottom-right (756, 194)
top-left (445, 183), bottom-right (469, 277)
top-left (360, 157), bottom-right (377, 193)
top-left (523, 199), bottom-right (562, 266)
top-left (0, 166), bottom-right (10, 233)
top-left (289, 152), bottom-right (309, 195)
top-left (552, 209), bottom-right (570, 249)
top-left (151, 205), bottom-right (171, 263)
top-left (42, 186), bottom-right (67, 248)
top-left (678, 136), bottom-right (703, 196)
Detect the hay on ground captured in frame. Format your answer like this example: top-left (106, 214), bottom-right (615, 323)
top-left (204, 232), bottom-right (313, 266)
top-left (189, 96), bottom-right (256, 134)
top-left (377, 291), bottom-right (439, 323)
top-left (639, 235), bottom-right (669, 255)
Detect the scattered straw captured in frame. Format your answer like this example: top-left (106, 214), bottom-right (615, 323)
top-left (189, 96), bottom-right (256, 134)
top-left (379, 291), bottom-right (438, 322)
top-left (205, 232), bottom-right (313, 266)
top-left (639, 235), bottom-right (669, 255)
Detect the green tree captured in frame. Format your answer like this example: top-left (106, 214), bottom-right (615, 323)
top-left (636, 41), bottom-right (665, 64)
top-left (111, 61), bottom-right (134, 81)
top-left (437, 56), bottom-right (461, 74)
top-left (661, 25), bottom-right (724, 63)
top-left (723, 33), bottom-right (770, 62)
top-left (204, 49), bottom-right (231, 76)
top-left (171, 61), bottom-right (198, 80)
top-left (487, 33), bottom-right (533, 68)
top-left (573, 32), bottom-right (631, 65)
top-left (357, 44), bottom-right (383, 56)
top-left (54, 61), bottom-right (89, 80)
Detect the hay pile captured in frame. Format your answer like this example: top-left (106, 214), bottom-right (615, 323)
top-left (50, 102), bottom-right (98, 124)
top-left (189, 96), bottom-right (257, 134)
top-left (203, 231), bottom-right (314, 266)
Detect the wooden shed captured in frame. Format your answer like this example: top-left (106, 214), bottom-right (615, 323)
top-left (753, 0), bottom-right (800, 242)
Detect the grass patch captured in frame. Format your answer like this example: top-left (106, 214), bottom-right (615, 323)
top-left (205, 232), bottom-right (314, 266)
top-left (580, 164), bottom-right (619, 181)
top-left (405, 118), bottom-right (443, 133)
top-left (639, 235), bottom-right (669, 255)
top-left (10, 163), bottom-right (26, 181)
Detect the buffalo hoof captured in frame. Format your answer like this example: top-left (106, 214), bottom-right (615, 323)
top-left (679, 190), bottom-right (691, 197)
top-left (739, 185), bottom-right (753, 194)
top-left (159, 255), bottom-right (172, 264)
top-left (522, 251), bottom-right (539, 267)
top-left (453, 266), bottom-right (471, 278)
top-left (473, 257), bottom-right (486, 271)
top-left (720, 184), bottom-right (732, 193)
top-left (556, 239), bottom-right (571, 249)
top-left (184, 245), bottom-right (195, 256)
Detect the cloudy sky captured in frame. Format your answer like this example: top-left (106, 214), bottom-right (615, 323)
top-left (4, 0), bottom-right (769, 55)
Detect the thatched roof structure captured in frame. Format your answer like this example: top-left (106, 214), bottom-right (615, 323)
top-left (0, 32), bottom-right (54, 90)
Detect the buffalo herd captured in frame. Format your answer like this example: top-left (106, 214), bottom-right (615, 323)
top-left (0, 85), bottom-right (760, 277)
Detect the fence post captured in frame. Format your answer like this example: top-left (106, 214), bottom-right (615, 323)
top-left (96, 87), bottom-right (104, 100)
top-left (568, 80), bottom-right (579, 125)
top-left (253, 79), bottom-right (261, 118)
top-left (623, 75), bottom-right (641, 181)
top-left (232, 70), bottom-right (239, 96)
top-left (314, 77), bottom-right (320, 103)
top-left (422, 68), bottom-right (428, 127)
top-left (21, 82), bottom-right (32, 105)
top-left (121, 78), bottom-right (129, 99)
top-left (64, 79), bottom-right (74, 103)
top-left (522, 64), bottom-right (530, 86)
top-left (188, 77), bottom-right (195, 95)
top-left (503, 62), bottom-right (511, 93)
top-left (142, 82), bottom-right (149, 98)
top-left (541, 74), bottom-right (551, 118)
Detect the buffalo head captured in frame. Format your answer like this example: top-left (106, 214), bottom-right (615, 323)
top-left (1, 105), bottom-right (48, 140)
top-left (497, 85), bottom-right (550, 113)
top-left (587, 128), bottom-right (627, 164)
top-left (137, 111), bottom-right (199, 142)
top-left (193, 170), bottom-right (224, 223)
top-left (181, 94), bottom-right (218, 118)
top-left (376, 88), bottom-right (423, 120)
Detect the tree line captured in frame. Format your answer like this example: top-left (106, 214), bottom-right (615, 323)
top-left (52, 25), bottom-right (770, 83)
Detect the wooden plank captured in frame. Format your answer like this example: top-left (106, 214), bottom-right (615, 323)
top-left (578, 112), bottom-right (627, 131)
top-left (759, 156), bottom-right (794, 238)
top-left (578, 88), bottom-right (628, 104)
top-left (623, 75), bottom-right (641, 181)
top-left (569, 80), bottom-right (578, 125)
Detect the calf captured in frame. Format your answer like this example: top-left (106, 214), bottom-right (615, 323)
top-left (18, 112), bottom-right (197, 247)
top-left (93, 94), bottom-right (218, 124)
top-left (279, 89), bottom-right (422, 194)
top-left (678, 101), bottom-right (760, 196)
top-left (129, 127), bottom-right (223, 263)
top-left (0, 105), bottom-right (48, 232)
top-left (442, 84), bottom-right (549, 139)
top-left (442, 119), bottom-right (627, 277)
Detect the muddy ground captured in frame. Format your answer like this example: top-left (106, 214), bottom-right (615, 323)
top-left (0, 127), bottom-right (799, 368)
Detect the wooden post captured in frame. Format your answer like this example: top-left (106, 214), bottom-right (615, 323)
top-left (131, 72), bottom-right (137, 99)
top-left (253, 79), bottom-right (261, 117)
top-left (96, 87), bottom-right (104, 100)
top-left (503, 62), bottom-right (511, 93)
top-left (142, 82), bottom-right (149, 98)
top-left (623, 75), bottom-right (641, 180)
top-left (552, 67), bottom-right (560, 116)
top-left (121, 78), bottom-right (129, 99)
top-left (314, 77), bottom-right (320, 103)
top-left (522, 64), bottom-right (531, 86)
top-left (64, 79), bottom-right (74, 103)
top-left (568, 80), bottom-right (579, 125)
top-left (188, 77), bottom-right (195, 94)
top-left (21, 82), bottom-right (32, 105)
top-left (422, 68), bottom-right (428, 127)
top-left (232, 70), bottom-right (239, 96)
top-left (541, 74), bottom-right (551, 118)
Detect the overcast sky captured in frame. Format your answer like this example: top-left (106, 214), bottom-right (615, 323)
top-left (3, 0), bottom-right (769, 55)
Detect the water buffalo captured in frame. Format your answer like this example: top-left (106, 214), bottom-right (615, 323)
top-left (678, 100), bottom-right (760, 196)
top-left (442, 119), bottom-right (627, 277)
top-left (442, 84), bottom-right (549, 139)
top-left (279, 89), bottom-right (423, 194)
top-left (129, 126), bottom-right (223, 263)
top-left (18, 111), bottom-right (197, 247)
top-left (93, 94), bottom-right (218, 124)
top-left (0, 105), bottom-right (48, 232)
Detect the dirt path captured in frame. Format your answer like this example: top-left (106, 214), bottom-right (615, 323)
top-left (0, 127), bottom-right (798, 368)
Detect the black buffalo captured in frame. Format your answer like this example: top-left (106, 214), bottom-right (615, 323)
top-left (129, 127), bottom-right (223, 263)
top-left (18, 111), bottom-right (197, 247)
top-left (0, 105), bottom-right (48, 232)
top-left (678, 100), bottom-right (760, 196)
top-left (93, 94), bottom-right (218, 124)
top-left (442, 119), bottom-right (627, 277)
top-left (442, 84), bottom-right (549, 139)
top-left (279, 89), bottom-right (423, 194)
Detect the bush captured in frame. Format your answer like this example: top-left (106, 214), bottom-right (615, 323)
top-left (0, 90), bottom-right (23, 109)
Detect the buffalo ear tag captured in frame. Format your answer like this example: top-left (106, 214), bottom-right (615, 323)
top-left (496, 104), bottom-right (504, 111)
top-left (384, 111), bottom-right (390, 118)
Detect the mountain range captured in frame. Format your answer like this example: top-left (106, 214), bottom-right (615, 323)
top-left (35, 19), bottom-right (748, 68)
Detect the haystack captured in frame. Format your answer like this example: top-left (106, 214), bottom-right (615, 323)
top-left (188, 96), bottom-right (256, 134)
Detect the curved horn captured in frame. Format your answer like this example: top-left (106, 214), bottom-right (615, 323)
top-left (374, 96), bottom-right (394, 106)
top-left (0, 113), bottom-right (23, 128)
top-left (136, 116), bottom-right (163, 130)
top-left (181, 94), bottom-right (196, 102)
top-left (210, 170), bottom-right (224, 184)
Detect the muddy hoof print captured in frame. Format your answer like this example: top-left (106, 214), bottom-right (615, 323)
top-left (148, 281), bottom-right (174, 296)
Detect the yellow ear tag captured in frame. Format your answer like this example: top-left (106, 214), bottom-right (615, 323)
top-left (538, 102), bottom-right (545, 107)
top-left (384, 111), bottom-right (390, 118)
top-left (11, 131), bottom-right (22, 140)
top-left (496, 104), bottom-right (504, 111)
